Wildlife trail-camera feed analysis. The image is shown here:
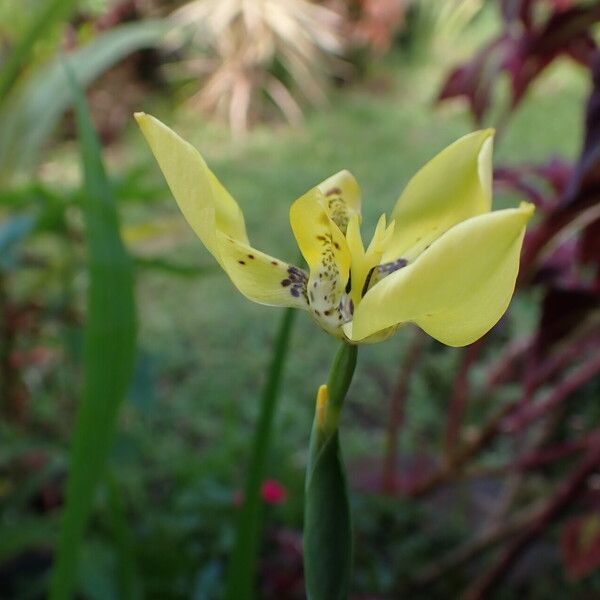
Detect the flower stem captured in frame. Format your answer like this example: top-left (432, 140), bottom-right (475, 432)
top-left (304, 341), bottom-right (358, 600)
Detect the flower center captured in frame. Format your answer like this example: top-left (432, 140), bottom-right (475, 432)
top-left (304, 212), bottom-right (401, 337)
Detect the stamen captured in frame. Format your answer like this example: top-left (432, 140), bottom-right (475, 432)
top-left (361, 267), bottom-right (376, 298)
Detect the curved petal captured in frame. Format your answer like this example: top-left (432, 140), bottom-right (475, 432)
top-left (351, 203), bottom-right (535, 346)
top-left (136, 113), bottom-right (304, 312)
top-left (135, 113), bottom-right (248, 267)
top-left (316, 170), bottom-right (361, 233)
top-left (217, 233), bottom-right (309, 308)
top-left (290, 187), bottom-right (352, 331)
top-left (382, 129), bottom-right (494, 263)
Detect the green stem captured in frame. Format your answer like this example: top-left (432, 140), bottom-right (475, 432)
top-left (304, 342), bottom-right (358, 600)
top-left (225, 307), bottom-right (297, 600)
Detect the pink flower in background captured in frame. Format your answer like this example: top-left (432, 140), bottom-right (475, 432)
top-left (261, 479), bottom-right (288, 505)
top-left (233, 479), bottom-right (288, 507)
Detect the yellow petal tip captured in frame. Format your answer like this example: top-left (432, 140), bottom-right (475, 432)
top-left (519, 201), bottom-right (536, 218)
top-left (133, 111), bottom-right (147, 123)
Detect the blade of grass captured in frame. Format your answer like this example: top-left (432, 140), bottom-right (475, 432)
top-left (49, 64), bottom-right (136, 600)
top-left (225, 307), bottom-right (297, 600)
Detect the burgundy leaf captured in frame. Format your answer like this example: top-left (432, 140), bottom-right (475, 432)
top-left (521, 50), bottom-right (600, 274)
top-left (494, 158), bottom-right (573, 211)
top-left (438, 39), bottom-right (507, 124)
top-left (438, 2), bottom-right (600, 124)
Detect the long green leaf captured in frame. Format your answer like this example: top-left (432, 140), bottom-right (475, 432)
top-left (225, 307), bottom-right (297, 600)
top-left (304, 343), bottom-right (357, 600)
top-left (0, 20), bottom-right (166, 183)
top-left (49, 65), bottom-right (136, 600)
top-left (0, 0), bottom-right (78, 102)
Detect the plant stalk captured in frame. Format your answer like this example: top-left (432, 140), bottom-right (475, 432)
top-left (304, 341), bottom-right (358, 600)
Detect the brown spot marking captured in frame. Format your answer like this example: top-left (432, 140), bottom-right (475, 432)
top-left (271, 260), bottom-right (278, 266)
top-left (238, 260), bottom-right (246, 265)
top-left (326, 187), bottom-right (342, 196)
top-left (248, 254), bottom-right (255, 259)
top-left (333, 242), bottom-right (340, 250)
top-left (316, 235), bottom-right (326, 241)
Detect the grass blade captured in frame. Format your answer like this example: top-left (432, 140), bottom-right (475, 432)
top-left (225, 307), bottom-right (297, 600)
top-left (49, 65), bottom-right (136, 600)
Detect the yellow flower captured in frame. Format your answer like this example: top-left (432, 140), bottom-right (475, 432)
top-left (135, 113), bottom-right (534, 346)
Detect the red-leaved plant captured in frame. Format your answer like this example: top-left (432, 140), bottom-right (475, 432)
top-left (377, 2), bottom-right (600, 597)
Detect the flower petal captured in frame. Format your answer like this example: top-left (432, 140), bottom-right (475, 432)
top-left (382, 129), bottom-right (494, 263)
top-left (135, 113), bottom-right (248, 267)
top-left (289, 187), bottom-right (352, 330)
top-left (351, 203), bottom-right (535, 346)
top-left (217, 233), bottom-right (309, 308)
top-left (316, 170), bottom-right (361, 233)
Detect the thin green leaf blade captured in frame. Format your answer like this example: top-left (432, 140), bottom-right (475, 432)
top-left (49, 66), bottom-right (136, 600)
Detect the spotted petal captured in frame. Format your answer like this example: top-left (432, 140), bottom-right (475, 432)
top-left (290, 187), bottom-right (352, 333)
top-left (135, 112), bottom-right (248, 267)
top-left (382, 129), bottom-right (494, 263)
top-left (350, 203), bottom-right (535, 346)
top-left (316, 170), bottom-right (361, 234)
top-left (217, 233), bottom-right (309, 308)
top-left (136, 113), bottom-right (306, 309)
